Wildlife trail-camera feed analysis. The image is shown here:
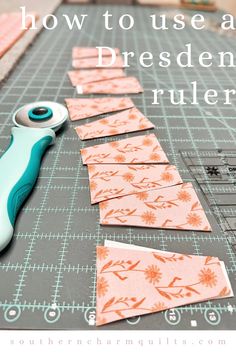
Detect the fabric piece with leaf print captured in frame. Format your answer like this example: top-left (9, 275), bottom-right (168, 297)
top-left (68, 69), bottom-right (126, 86)
top-left (72, 47), bottom-right (120, 59)
top-left (88, 164), bottom-right (183, 204)
top-left (76, 77), bottom-right (143, 95)
top-left (65, 97), bottom-right (134, 121)
top-left (81, 133), bottom-right (169, 164)
top-left (105, 240), bottom-right (234, 299)
top-left (75, 108), bottom-right (154, 140)
top-left (72, 56), bottom-right (124, 69)
top-left (96, 246), bottom-right (233, 326)
top-left (99, 182), bottom-right (212, 231)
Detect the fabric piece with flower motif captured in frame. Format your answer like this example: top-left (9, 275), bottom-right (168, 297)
top-left (75, 108), bottom-right (154, 140)
top-left (88, 164), bottom-right (182, 204)
top-left (96, 246), bottom-right (233, 326)
top-left (81, 133), bottom-right (169, 164)
top-left (76, 77), bottom-right (143, 95)
top-left (65, 97), bottom-right (134, 121)
top-left (72, 56), bottom-right (124, 69)
top-left (105, 240), bottom-right (234, 300)
top-left (68, 69), bottom-right (126, 86)
top-left (104, 240), bottom-right (234, 299)
top-left (99, 182), bottom-right (212, 231)
top-left (72, 47), bottom-right (120, 59)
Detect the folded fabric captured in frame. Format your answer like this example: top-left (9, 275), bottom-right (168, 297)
top-left (0, 12), bottom-right (37, 58)
top-left (76, 76), bottom-right (143, 95)
top-left (68, 69), bottom-right (126, 86)
top-left (72, 47), bottom-right (120, 59)
top-left (81, 133), bottom-right (169, 164)
top-left (65, 97), bottom-right (134, 121)
top-left (72, 56), bottom-right (124, 69)
top-left (88, 164), bottom-right (182, 204)
top-left (96, 245), bottom-right (233, 326)
top-left (75, 108), bottom-right (155, 140)
top-left (99, 182), bottom-right (212, 232)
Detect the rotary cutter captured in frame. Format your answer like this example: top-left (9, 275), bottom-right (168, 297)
top-left (0, 101), bottom-right (68, 252)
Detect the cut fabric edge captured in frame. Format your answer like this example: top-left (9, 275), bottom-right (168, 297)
top-left (99, 182), bottom-right (212, 232)
top-left (95, 243), bottom-right (233, 326)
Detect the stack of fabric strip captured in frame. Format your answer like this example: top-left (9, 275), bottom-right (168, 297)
top-left (66, 46), bottom-right (211, 233)
top-left (65, 47), bottom-right (233, 326)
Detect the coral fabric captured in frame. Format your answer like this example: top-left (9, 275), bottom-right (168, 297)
top-left (81, 133), bottom-right (169, 164)
top-left (0, 12), bottom-right (37, 58)
top-left (76, 76), bottom-right (143, 95)
top-left (105, 241), bottom-right (234, 299)
top-left (68, 69), bottom-right (126, 86)
top-left (72, 56), bottom-right (124, 69)
top-left (72, 47), bottom-right (120, 59)
top-left (75, 108), bottom-right (155, 140)
top-left (99, 182), bottom-right (212, 232)
top-left (65, 97), bottom-right (134, 121)
top-left (88, 164), bottom-right (183, 204)
top-left (96, 245), bottom-right (233, 326)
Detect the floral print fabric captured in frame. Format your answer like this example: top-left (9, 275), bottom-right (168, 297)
top-left (75, 107), bottom-right (154, 140)
top-left (88, 164), bottom-right (182, 204)
top-left (65, 97), bottom-right (134, 121)
top-left (76, 76), bottom-right (143, 95)
top-left (81, 133), bottom-right (169, 164)
top-left (72, 47), bottom-right (120, 59)
top-left (68, 69), bottom-right (125, 86)
top-left (72, 56), bottom-right (124, 69)
top-left (96, 244), bottom-right (233, 326)
top-left (99, 182), bottom-right (212, 231)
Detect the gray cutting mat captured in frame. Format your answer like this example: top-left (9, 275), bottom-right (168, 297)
top-left (0, 4), bottom-right (236, 330)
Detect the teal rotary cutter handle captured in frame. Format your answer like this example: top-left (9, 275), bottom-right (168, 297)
top-left (0, 102), bottom-right (68, 252)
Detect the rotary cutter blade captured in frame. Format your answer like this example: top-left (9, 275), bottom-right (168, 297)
top-left (0, 101), bottom-right (68, 252)
top-left (13, 101), bottom-right (68, 130)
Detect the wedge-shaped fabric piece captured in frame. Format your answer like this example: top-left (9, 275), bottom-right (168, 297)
top-left (65, 97), bottom-right (134, 121)
top-left (81, 133), bottom-right (169, 164)
top-left (68, 69), bottom-right (126, 86)
top-left (72, 56), bottom-right (124, 69)
top-left (88, 164), bottom-right (182, 204)
top-left (96, 246), bottom-right (232, 326)
top-left (104, 241), bottom-right (234, 301)
top-left (72, 47), bottom-right (120, 59)
top-left (0, 12), bottom-right (37, 58)
top-left (77, 76), bottom-right (143, 95)
top-left (99, 182), bottom-right (212, 231)
top-left (75, 107), bottom-right (154, 140)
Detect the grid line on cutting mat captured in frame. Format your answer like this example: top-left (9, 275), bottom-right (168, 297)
top-left (0, 4), bottom-right (235, 330)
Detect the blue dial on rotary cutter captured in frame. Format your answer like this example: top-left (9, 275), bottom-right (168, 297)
top-left (28, 106), bottom-right (53, 121)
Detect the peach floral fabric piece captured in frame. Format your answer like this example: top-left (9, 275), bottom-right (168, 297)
top-left (72, 47), bottom-right (120, 59)
top-left (72, 56), bottom-right (124, 69)
top-left (96, 246), bottom-right (233, 326)
top-left (106, 241), bottom-right (234, 299)
top-left (99, 182), bottom-right (212, 232)
top-left (75, 108), bottom-right (155, 140)
top-left (68, 69), bottom-right (126, 86)
top-left (0, 12), bottom-right (37, 58)
top-left (65, 97), bottom-right (134, 121)
top-left (88, 164), bottom-right (183, 204)
top-left (81, 133), bottom-right (169, 164)
top-left (76, 77), bottom-right (143, 95)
